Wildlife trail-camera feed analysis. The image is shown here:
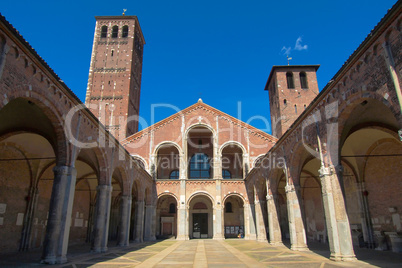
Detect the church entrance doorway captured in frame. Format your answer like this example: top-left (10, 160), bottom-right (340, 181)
top-left (188, 194), bottom-right (213, 239)
top-left (193, 213), bottom-right (208, 238)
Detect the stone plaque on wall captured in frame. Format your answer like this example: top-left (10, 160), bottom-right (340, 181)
top-left (0, 203), bottom-right (6, 214)
top-left (16, 213), bottom-right (24, 226)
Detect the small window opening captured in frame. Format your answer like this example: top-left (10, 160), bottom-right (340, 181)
top-left (283, 99), bottom-right (287, 105)
top-left (286, 72), bottom-right (295, 89)
top-left (101, 26), bottom-right (108, 38)
top-left (300, 72), bottom-right (308, 89)
top-left (111, 50), bottom-right (114, 57)
top-left (225, 202), bottom-right (233, 213)
top-left (169, 203), bottom-right (176, 213)
top-left (122, 25), bottom-right (129, 38)
top-left (304, 104), bottom-right (306, 109)
top-left (295, 104), bottom-right (297, 114)
top-left (112, 26), bottom-right (118, 38)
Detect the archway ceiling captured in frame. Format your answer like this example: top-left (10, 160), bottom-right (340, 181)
top-left (341, 128), bottom-right (397, 178)
top-left (2, 133), bottom-right (54, 157)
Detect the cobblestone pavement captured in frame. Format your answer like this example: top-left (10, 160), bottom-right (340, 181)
top-left (1, 239), bottom-right (401, 267)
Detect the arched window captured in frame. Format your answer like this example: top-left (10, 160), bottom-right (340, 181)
top-left (225, 202), bottom-right (233, 213)
top-left (112, 26), bottom-right (118, 38)
top-left (189, 153), bottom-right (210, 179)
top-left (222, 169), bottom-right (231, 179)
top-left (286, 72), bottom-right (294, 89)
top-left (300, 72), bottom-right (308, 89)
top-left (169, 203), bottom-right (176, 213)
top-left (122, 25), bottom-right (129, 38)
top-left (283, 99), bottom-right (287, 105)
top-left (170, 170), bottom-right (179, 179)
top-left (101, 26), bottom-right (108, 38)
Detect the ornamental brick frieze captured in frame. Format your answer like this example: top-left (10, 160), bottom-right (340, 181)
top-left (94, 67), bottom-right (126, 73)
top-left (186, 180), bottom-right (215, 186)
top-left (156, 181), bottom-right (180, 186)
top-left (221, 180), bottom-right (244, 185)
top-left (90, 95), bottom-right (123, 101)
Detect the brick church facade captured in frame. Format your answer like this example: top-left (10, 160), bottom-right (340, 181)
top-left (0, 1), bottom-right (401, 264)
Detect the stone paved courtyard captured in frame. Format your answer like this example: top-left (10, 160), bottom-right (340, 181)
top-left (1, 239), bottom-right (401, 267)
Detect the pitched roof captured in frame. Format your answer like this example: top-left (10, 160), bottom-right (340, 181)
top-left (122, 101), bottom-right (277, 145)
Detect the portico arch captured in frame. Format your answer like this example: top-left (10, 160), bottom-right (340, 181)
top-left (188, 192), bottom-right (214, 239)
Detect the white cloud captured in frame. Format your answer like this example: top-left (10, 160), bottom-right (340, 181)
top-left (294, 36), bottom-right (308, 51)
top-left (281, 46), bottom-right (291, 56)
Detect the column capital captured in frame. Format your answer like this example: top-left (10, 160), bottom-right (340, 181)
top-left (285, 184), bottom-right (295, 193)
top-left (266, 194), bottom-right (273, 200)
top-left (318, 166), bottom-right (332, 177)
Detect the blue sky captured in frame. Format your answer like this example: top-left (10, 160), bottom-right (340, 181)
top-left (1, 0), bottom-right (397, 134)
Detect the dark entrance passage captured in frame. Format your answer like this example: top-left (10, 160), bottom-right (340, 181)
top-left (193, 213), bottom-right (208, 238)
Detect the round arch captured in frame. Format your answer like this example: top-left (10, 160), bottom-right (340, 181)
top-left (153, 141), bottom-right (183, 156)
top-left (219, 141), bottom-right (247, 155)
top-left (131, 155), bottom-right (148, 171)
top-left (184, 123), bottom-right (216, 138)
top-left (252, 154), bottom-right (266, 168)
top-left (188, 191), bottom-right (214, 239)
top-left (222, 193), bottom-right (246, 206)
top-left (187, 191), bottom-right (215, 208)
top-left (0, 96), bottom-right (68, 166)
top-left (157, 192), bottom-right (179, 204)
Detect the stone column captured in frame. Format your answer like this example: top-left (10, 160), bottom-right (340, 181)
top-left (213, 180), bottom-right (224, 240)
top-left (285, 184), bottom-right (308, 251)
top-left (177, 179), bottom-right (188, 240)
top-left (41, 166), bottom-right (77, 264)
top-left (91, 184), bottom-right (113, 252)
top-left (319, 166), bottom-right (356, 261)
top-left (255, 200), bottom-right (267, 242)
top-left (266, 194), bottom-right (283, 245)
top-left (134, 200), bottom-right (145, 242)
top-left (117, 195), bottom-right (131, 246)
top-left (244, 203), bottom-right (257, 240)
top-left (144, 205), bottom-right (156, 241)
top-left (213, 205), bottom-right (224, 240)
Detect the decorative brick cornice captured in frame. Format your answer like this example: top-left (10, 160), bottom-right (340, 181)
top-left (155, 181), bottom-right (180, 186)
top-left (122, 102), bottom-right (277, 145)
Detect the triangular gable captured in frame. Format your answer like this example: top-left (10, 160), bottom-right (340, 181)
top-left (122, 101), bottom-right (277, 145)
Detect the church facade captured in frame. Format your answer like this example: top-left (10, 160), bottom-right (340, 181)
top-left (0, 1), bottom-right (401, 265)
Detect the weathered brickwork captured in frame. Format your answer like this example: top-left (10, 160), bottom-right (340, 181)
top-left (86, 16), bottom-right (145, 140)
top-left (0, 2), bottom-right (401, 265)
top-left (0, 14), bottom-right (152, 264)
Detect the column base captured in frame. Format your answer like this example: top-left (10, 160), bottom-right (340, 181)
top-left (56, 256), bottom-right (68, 264)
top-left (40, 255), bottom-right (56, 265)
top-left (176, 235), bottom-right (189, 240)
top-left (213, 235), bottom-right (225, 240)
top-left (269, 241), bottom-right (284, 247)
top-left (330, 253), bottom-right (357, 262)
top-left (290, 244), bottom-right (309, 251)
top-left (134, 238), bottom-right (143, 243)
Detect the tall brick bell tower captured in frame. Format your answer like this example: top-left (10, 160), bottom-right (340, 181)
top-left (265, 65), bottom-right (320, 138)
top-left (85, 15), bottom-right (145, 140)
